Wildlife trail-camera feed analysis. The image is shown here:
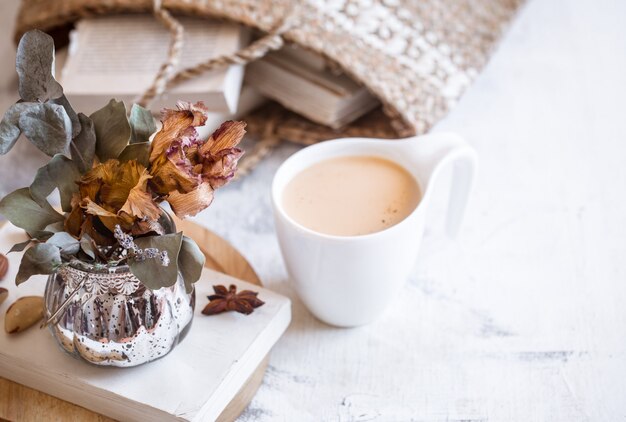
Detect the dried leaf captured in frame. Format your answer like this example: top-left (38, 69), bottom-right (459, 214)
top-left (15, 30), bottom-right (63, 102)
top-left (50, 94), bottom-right (80, 137)
top-left (0, 188), bottom-right (64, 234)
top-left (0, 102), bottom-right (71, 157)
top-left (82, 198), bottom-right (119, 232)
top-left (178, 236), bottom-right (205, 293)
top-left (46, 232), bottom-right (80, 255)
top-left (129, 232), bottom-right (183, 290)
top-left (129, 104), bottom-right (156, 143)
top-left (90, 99), bottom-right (131, 161)
top-left (8, 240), bottom-right (32, 253)
top-left (15, 243), bottom-right (61, 285)
top-left (19, 102), bottom-right (72, 156)
top-left (118, 142), bottom-right (150, 167)
top-left (79, 233), bottom-right (96, 260)
top-left (30, 154), bottom-right (81, 212)
top-left (0, 102), bottom-right (28, 155)
top-left (28, 221), bottom-right (66, 242)
top-left (72, 113), bottom-right (96, 173)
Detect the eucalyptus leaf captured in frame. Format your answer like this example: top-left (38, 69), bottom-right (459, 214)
top-left (118, 142), bottom-right (150, 167)
top-left (90, 99), bottom-right (130, 161)
top-left (8, 240), bottom-right (32, 253)
top-left (30, 154), bottom-right (80, 212)
top-left (72, 113), bottom-right (96, 173)
top-left (47, 232), bottom-right (80, 255)
top-left (19, 102), bottom-right (72, 157)
top-left (129, 232), bottom-right (183, 290)
top-left (0, 188), bottom-right (64, 234)
top-left (15, 243), bottom-right (62, 285)
top-left (43, 221), bottom-right (65, 233)
top-left (178, 236), bottom-right (205, 293)
top-left (129, 104), bottom-right (156, 144)
top-left (16, 30), bottom-right (63, 102)
top-left (50, 94), bottom-right (80, 137)
top-left (79, 233), bottom-right (96, 260)
top-left (0, 102), bottom-right (32, 155)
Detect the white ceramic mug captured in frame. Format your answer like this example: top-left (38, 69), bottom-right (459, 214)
top-left (271, 133), bottom-right (477, 327)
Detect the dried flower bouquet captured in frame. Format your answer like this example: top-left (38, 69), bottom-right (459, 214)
top-left (0, 30), bottom-right (246, 293)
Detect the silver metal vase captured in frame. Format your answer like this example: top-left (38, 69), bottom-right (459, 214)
top-left (43, 215), bottom-right (195, 367)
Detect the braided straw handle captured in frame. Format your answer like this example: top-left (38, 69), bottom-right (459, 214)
top-left (136, 0), bottom-right (293, 176)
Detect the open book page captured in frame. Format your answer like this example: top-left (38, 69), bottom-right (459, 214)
top-left (61, 16), bottom-right (248, 113)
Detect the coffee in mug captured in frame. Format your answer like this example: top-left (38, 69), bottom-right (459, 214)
top-left (282, 156), bottom-right (421, 236)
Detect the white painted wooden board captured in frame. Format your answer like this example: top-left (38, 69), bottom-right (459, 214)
top-left (0, 223), bottom-right (291, 422)
top-left (1, 0), bottom-right (625, 420)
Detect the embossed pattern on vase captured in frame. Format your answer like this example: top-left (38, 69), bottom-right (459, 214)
top-left (45, 264), bottom-right (194, 367)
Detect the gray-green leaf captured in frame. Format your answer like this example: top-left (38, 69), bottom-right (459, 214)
top-left (27, 221), bottom-right (65, 242)
top-left (72, 113), bottom-right (96, 173)
top-left (129, 232), bottom-right (183, 290)
top-left (19, 102), bottom-right (72, 156)
top-left (30, 154), bottom-right (80, 212)
top-left (178, 236), bottom-right (205, 293)
top-left (16, 243), bottom-right (62, 285)
top-left (79, 233), bottom-right (96, 260)
top-left (0, 102), bottom-right (26, 155)
top-left (47, 231), bottom-right (80, 255)
top-left (16, 30), bottom-right (63, 102)
top-left (8, 240), bottom-right (32, 254)
top-left (50, 94), bottom-right (80, 137)
top-left (118, 142), bottom-right (150, 167)
top-left (0, 188), bottom-right (64, 234)
top-left (90, 99), bottom-right (130, 161)
top-left (129, 104), bottom-right (156, 144)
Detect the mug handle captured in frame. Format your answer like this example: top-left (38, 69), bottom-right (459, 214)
top-left (404, 133), bottom-right (478, 238)
top-left (443, 140), bottom-right (478, 238)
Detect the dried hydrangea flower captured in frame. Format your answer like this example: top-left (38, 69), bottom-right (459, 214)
top-left (149, 101), bottom-right (246, 218)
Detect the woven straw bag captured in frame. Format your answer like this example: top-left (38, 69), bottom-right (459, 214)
top-left (15, 0), bottom-right (523, 159)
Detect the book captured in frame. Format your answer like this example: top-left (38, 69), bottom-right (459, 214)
top-left (245, 47), bottom-right (379, 129)
top-left (60, 16), bottom-right (249, 115)
top-left (56, 47), bottom-right (266, 138)
top-left (0, 222), bottom-right (291, 422)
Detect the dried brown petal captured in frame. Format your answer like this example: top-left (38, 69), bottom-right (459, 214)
top-left (0, 253), bottom-right (8, 280)
top-left (150, 101), bottom-right (208, 163)
top-left (203, 147), bottom-right (244, 189)
top-left (74, 160), bottom-right (161, 236)
top-left (119, 171), bottom-right (161, 221)
top-left (167, 182), bottom-right (214, 219)
top-left (150, 155), bottom-right (199, 195)
top-left (200, 121), bottom-right (247, 157)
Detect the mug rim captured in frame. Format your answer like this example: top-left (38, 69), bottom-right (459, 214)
top-left (271, 137), bottom-right (426, 242)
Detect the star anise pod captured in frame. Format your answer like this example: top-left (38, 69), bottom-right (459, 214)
top-left (201, 284), bottom-right (265, 316)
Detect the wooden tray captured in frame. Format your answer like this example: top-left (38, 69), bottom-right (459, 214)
top-left (0, 219), bottom-right (266, 422)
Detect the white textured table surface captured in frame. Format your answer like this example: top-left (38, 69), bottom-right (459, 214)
top-left (1, 0), bottom-right (625, 420)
